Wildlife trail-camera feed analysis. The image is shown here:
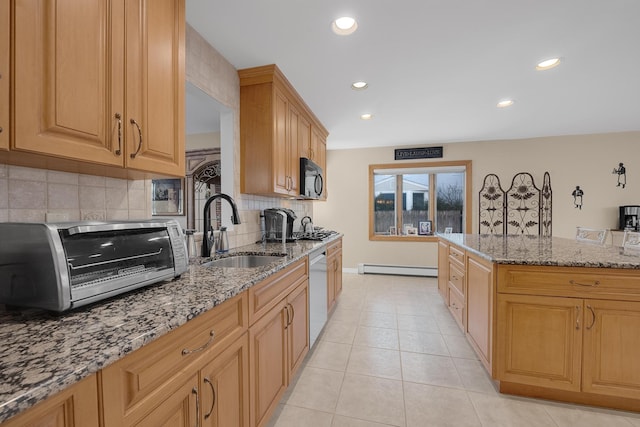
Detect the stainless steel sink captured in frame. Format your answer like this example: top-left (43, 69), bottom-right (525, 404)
top-left (202, 254), bottom-right (284, 268)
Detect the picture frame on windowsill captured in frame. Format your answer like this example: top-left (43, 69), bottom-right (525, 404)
top-left (418, 220), bottom-right (432, 235)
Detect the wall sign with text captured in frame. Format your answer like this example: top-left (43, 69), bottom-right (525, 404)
top-left (394, 146), bottom-right (443, 160)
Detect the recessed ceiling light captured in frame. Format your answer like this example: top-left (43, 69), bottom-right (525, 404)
top-left (360, 113), bottom-right (373, 120)
top-left (497, 100), bottom-right (514, 108)
top-left (332, 16), bottom-right (358, 35)
top-left (536, 57), bottom-right (561, 71)
top-left (351, 81), bottom-right (368, 90)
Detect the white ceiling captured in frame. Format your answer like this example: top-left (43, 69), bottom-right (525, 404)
top-left (186, 0), bottom-right (640, 150)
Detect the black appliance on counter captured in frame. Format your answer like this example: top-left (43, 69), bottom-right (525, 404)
top-left (619, 205), bottom-right (640, 231)
top-left (264, 208), bottom-right (297, 243)
top-left (300, 157), bottom-right (324, 199)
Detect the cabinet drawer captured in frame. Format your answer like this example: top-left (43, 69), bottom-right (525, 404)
top-left (326, 238), bottom-right (342, 257)
top-left (448, 262), bottom-right (465, 295)
top-left (101, 292), bottom-right (248, 422)
top-left (448, 285), bottom-right (464, 330)
top-left (249, 258), bottom-right (308, 324)
top-left (497, 264), bottom-right (640, 300)
top-left (449, 245), bottom-right (465, 267)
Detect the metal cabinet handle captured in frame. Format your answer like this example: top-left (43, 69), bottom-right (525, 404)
top-left (114, 113), bottom-right (122, 155)
top-left (586, 305), bottom-right (596, 330)
top-left (182, 330), bottom-right (215, 356)
top-left (204, 377), bottom-right (216, 420)
top-left (569, 279), bottom-right (600, 287)
top-left (288, 302), bottom-right (295, 325)
top-left (192, 386), bottom-right (200, 427)
top-left (129, 118), bottom-right (143, 158)
top-left (284, 306), bottom-right (290, 329)
top-left (575, 306), bottom-right (581, 330)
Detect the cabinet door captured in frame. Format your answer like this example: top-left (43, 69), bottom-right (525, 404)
top-left (133, 375), bottom-right (198, 427)
top-left (327, 254), bottom-right (336, 312)
top-left (287, 280), bottom-right (309, 377)
top-left (582, 299), bottom-right (640, 399)
top-left (1, 374), bottom-right (99, 427)
top-left (125, 0), bottom-right (185, 176)
top-left (466, 255), bottom-right (493, 372)
top-left (334, 249), bottom-right (343, 297)
top-left (201, 333), bottom-right (250, 427)
top-left (249, 299), bottom-right (288, 427)
top-left (298, 114), bottom-right (311, 160)
top-left (437, 240), bottom-right (449, 301)
top-left (273, 87), bottom-right (289, 195)
top-left (13, 0), bottom-right (123, 165)
top-left (0, 0), bottom-right (8, 151)
top-left (497, 294), bottom-right (582, 392)
top-left (287, 105), bottom-right (299, 195)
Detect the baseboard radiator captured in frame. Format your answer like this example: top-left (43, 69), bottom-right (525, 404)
top-left (357, 263), bottom-right (438, 277)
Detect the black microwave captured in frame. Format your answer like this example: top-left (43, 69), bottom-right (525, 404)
top-left (300, 157), bottom-right (324, 199)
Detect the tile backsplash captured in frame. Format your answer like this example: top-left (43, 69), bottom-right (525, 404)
top-left (0, 164), bottom-right (314, 251)
top-left (0, 164), bottom-right (148, 223)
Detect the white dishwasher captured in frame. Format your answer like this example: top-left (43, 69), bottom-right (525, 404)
top-left (308, 246), bottom-right (328, 348)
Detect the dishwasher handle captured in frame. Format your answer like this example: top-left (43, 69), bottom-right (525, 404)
top-left (309, 252), bottom-right (326, 266)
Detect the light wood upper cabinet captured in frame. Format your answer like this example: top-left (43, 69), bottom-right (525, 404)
top-left (12, 0), bottom-right (184, 176)
top-left (239, 64), bottom-right (328, 198)
top-left (0, 0), bottom-right (8, 151)
top-left (124, 0), bottom-right (185, 176)
top-left (1, 374), bottom-right (99, 427)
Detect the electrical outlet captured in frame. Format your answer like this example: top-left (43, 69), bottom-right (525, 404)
top-left (45, 212), bottom-right (70, 222)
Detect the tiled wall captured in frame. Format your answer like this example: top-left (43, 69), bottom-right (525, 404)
top-left (0, 164), bottom-right (149, 223)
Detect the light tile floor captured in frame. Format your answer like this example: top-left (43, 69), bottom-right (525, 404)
top-left (267, 273), bottom-right (640, 427)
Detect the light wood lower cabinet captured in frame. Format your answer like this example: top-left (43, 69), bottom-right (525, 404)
top-left (497, 293), bottom-right (582, 392)
top-left (466, 254), bottom-right (494, 373)
top-left (247, 258), bottom-right (309, 427)
top-left (200, 333), bottom-right (250, 427)
top-left (497, 264), bottom-right (640, 406)
top-left (1, 374), bottom-right (99, 427)
top-left (326, 238), bottom-right (343, 312)
top-left (101, 292), bottom-right (248, 426)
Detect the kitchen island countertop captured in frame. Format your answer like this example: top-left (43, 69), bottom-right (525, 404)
top-left (0, 236), bottom-right (340, 423)
top-left (438, 233), bottom-right (640, 269)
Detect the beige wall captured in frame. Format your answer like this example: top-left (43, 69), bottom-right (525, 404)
top-left (314, 131), bottom-right (640, 270)
top-left (186, 132), bottom-right (221, 150)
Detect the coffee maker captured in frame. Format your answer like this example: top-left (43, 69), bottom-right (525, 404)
top-left (264, 208), bottom-right (297, 243)
top-left (619, 205), bottom-right (640, 231)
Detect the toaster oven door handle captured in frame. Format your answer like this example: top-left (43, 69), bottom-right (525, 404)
top-left (66, 222), bottom-right (172, 235)
top-left (67, 249), bottom-right (163, 270)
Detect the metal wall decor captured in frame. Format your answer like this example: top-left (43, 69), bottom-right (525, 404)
top-left (613, 162), bottom-right (626, 188)
top-left (541, 172), bottom-right (553, 236)
top-left (572, 185), bottom-right (584, 210)
top-left (478, 174), bottom-right (506, 234)
top-left (478, 171), bottom-right (552, 236)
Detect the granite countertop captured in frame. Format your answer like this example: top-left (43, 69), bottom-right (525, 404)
top-left (438, 233), bottom-right (640, 269)
top-left (0, 236), bottom-right (340, 423)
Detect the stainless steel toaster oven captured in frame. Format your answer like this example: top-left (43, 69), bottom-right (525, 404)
top-left (0, 220), bottom-right (188, 312)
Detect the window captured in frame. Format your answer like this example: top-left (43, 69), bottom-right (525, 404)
top-left (369, 160), bottom-right (472, 241)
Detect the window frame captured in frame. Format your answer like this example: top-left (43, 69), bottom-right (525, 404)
top-left (368, 160), bottom-right (472, 242)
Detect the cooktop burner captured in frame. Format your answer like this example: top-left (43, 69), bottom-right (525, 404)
top-left (294, 230), bottom-right (338, 241)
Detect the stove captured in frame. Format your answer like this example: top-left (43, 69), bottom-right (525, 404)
top-left (294, 230), bottom-right (338, 241)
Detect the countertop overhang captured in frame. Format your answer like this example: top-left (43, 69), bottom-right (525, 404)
top-left (0, 235), bottom-right (341, 423)
top-left (438, 233), bottom-right (640, 269)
